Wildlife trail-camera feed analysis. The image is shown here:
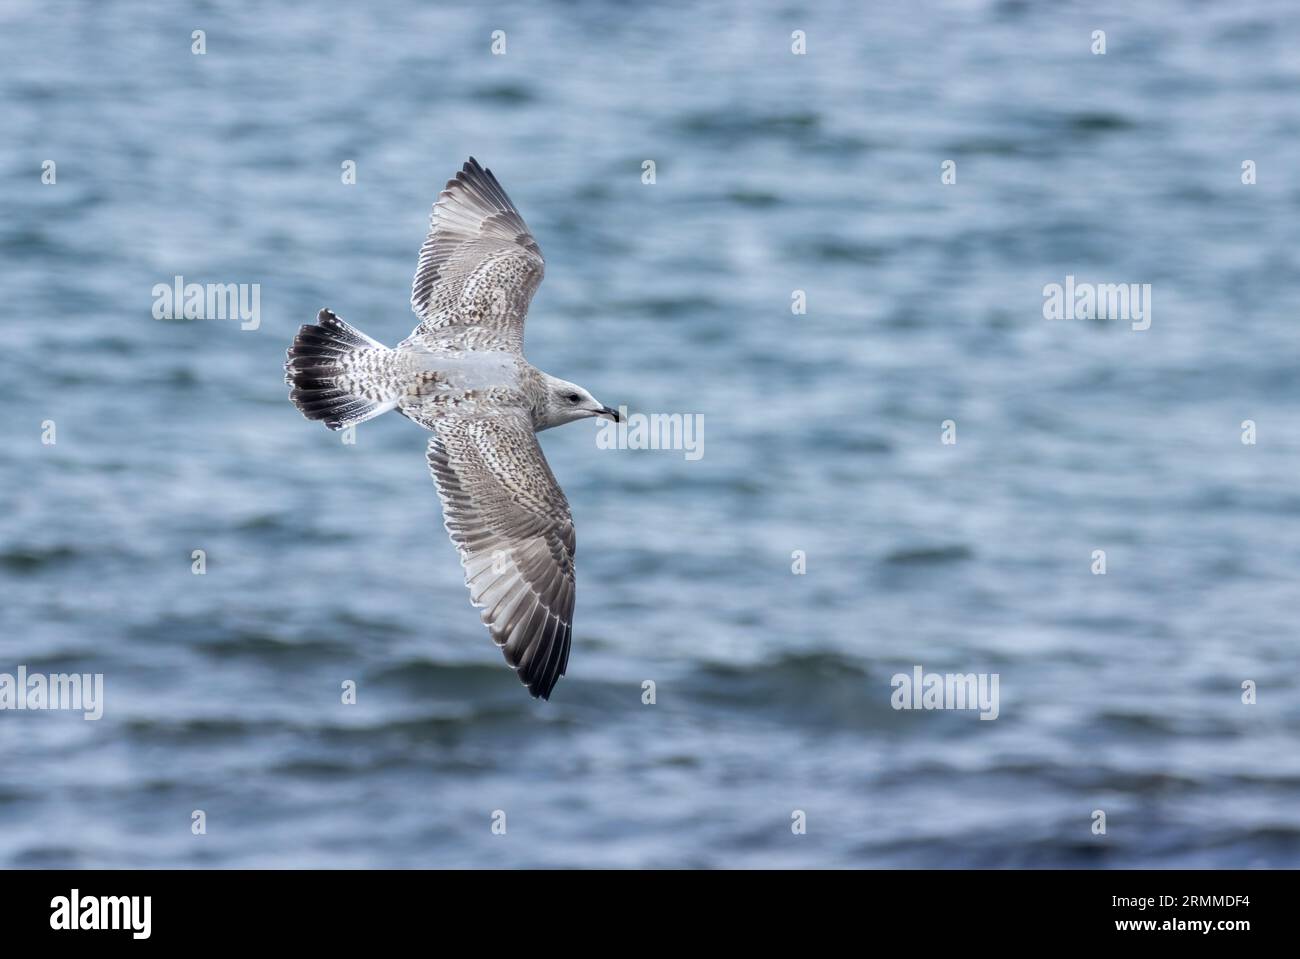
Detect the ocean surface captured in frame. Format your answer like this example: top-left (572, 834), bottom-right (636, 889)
top-left (2, 0), bottom-right (1299, 868)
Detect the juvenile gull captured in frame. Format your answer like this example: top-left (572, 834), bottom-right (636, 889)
top-left (285, 158), bottom-right (618, 700)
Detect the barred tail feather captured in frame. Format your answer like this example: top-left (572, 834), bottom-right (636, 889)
top-left (285, 309), bottom-right (401, 430)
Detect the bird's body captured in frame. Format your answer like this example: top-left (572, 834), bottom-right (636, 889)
top-left (285, 158), bottom-right (617, 699)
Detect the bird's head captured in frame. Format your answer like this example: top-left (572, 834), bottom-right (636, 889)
top-left (538, 375), bottom-right (619, 431)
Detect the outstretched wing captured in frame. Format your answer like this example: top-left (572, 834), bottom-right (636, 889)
top-left (426, 410), bottom-right (575, 699)
top-left (407, 158), bottom-right (544, 352)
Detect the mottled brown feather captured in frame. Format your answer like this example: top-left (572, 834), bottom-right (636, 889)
top-left (425, 411), bottom-right (575, 699)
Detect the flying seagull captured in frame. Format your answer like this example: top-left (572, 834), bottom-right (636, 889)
top-left (285, 158), bottom-right (618, 700)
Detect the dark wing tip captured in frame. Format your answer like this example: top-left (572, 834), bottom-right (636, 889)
top-left (518, 618), bottom-right (570, 700)
top-left (454, 156), bottom-right (513, 206)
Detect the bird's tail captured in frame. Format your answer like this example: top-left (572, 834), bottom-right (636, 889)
top-left (285, 309), bottom-right (404, 430)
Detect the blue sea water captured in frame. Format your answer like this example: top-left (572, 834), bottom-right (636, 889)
top-left (1, 0), bottom-right (1299, 868)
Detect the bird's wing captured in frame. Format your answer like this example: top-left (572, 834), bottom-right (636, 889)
top-left (407, 158), bottom-right (544, 353)
top-left (426, 410), bottom-right (575, 699)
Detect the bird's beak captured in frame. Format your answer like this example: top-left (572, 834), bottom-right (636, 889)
top-left (597, 405), bottom-right (621, 423)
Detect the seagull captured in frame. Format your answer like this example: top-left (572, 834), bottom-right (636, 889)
top-left (285, 158), bottom-right (618, 700)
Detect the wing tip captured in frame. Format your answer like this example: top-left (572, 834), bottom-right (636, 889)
top-left (520, 617), bottom-right (569, 700)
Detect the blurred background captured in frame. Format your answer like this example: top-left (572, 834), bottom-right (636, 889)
top-left (2, 0), bottom-right (1298, 868)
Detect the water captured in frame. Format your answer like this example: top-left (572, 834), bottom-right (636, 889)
top-left (2, 0), bottom-right (1299, 868)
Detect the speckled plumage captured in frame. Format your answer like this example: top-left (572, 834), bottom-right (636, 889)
top-left (285, 158), bottom-right (616, 700)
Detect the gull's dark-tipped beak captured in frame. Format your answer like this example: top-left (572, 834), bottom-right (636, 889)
top-left (598, 406), bottom-right (621, 423)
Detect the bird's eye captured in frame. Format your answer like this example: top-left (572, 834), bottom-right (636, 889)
top-left (567, 393), bottom-right (580, 403)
